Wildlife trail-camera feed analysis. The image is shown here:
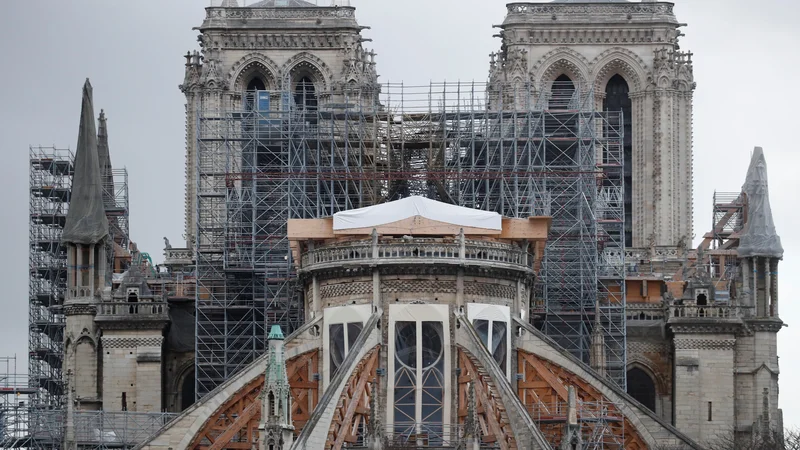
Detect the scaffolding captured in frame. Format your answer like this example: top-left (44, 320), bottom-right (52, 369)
top-left (194, 81), bottom-right (626, 396)
top-left (27, 144), bottom-right (131, 449)
top-left (527, 399), bottom-right (627, 449)
top-left (29, 146), bottom-right (73, 416)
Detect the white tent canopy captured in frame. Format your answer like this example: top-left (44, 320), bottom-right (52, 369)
top-left (333, 196), bottom-right (502, 231)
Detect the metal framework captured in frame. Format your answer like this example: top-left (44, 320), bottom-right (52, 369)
top-left (194, 81), bottom-right (626, 396)
top-left (26, 145), bottom-right (131, 450)
top-left (29, 146), bottom-right (73, 415)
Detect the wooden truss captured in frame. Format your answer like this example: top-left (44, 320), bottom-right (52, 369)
top-left (189, 349), bottom-right (320, 449)
top-left (457, 346), bottom-right (517, 450)
top-left (325, 345), bottom-right (380, 450)
top-left (517, 349), bottom-right (648, 449)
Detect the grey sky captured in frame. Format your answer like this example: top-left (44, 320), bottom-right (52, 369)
top-left (1, 0), bottom-right (799, 427)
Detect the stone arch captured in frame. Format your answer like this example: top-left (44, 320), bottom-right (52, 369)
top-left (531, 47), bottom-right (591, 91)
top-left (626, 361), bottom-right (661, 413)
top-left (229, 53), bottom-right (281, 92)
top-left (281, 52), bottom-right (334, 92)
top-left (591, 47), bottom-right (647, 93)
top-left (174, 360), bottom-right (196, 412)
top-left (626, 356), bottom-right (668, 397)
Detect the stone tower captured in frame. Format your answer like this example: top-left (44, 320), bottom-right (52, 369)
top-left (62, 79), bottom-right (108, 411)
top-left (668, 147), bottom-right (783, 442)
top-left (490, 0), bottom-right (695, 248)
top-left (181, 0), bottom-right (380, 246)
top-left (62, 79), bottom-right (108, 448)
top-left (733, 147), bottom-right (783, 438)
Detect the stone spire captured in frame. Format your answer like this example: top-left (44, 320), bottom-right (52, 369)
top-left (260, 325), bottom-right (293, 450)
top-left (62, 79), bottom-right (109, 245)
top-left (96, 109), bottom-right (114, 209)
top-left (738, 147), bottom-right (783, 259)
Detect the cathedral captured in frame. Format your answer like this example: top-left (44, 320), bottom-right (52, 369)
top-left (35, 0), bottom-right (785, 449)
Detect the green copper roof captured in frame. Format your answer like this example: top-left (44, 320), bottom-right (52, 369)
top-left (268, 325), bottom-right (285, 340)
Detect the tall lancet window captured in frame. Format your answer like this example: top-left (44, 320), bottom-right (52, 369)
top-left (245, 77), bottom-right (267, 111)
top-left (294, 76), bottom-right (317, 111)
top-left (393, 321), bottom-right (446, 443)
top-left (604, 75), bottom-right (632, 247)
top-left (550, 74), bottom-right (576, 110)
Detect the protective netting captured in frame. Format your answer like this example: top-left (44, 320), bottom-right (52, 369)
top-left (61, 79), bottom-right (109, 245)
top-left (737, 147), bottom-right (783, 258)
top-left (167, 304), bottom-right (195, 352)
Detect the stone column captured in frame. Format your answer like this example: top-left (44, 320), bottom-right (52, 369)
top-left (741, 258), bottom-right (750, 306)
top-left (770, 259), bottom-right (779, 317)
top-left (752, 257), bottom-right (758, 312)
top-left (764, 258), bottom-right (771, 317)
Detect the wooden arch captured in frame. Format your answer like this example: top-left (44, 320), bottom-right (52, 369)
top-left (188, 349), bottom-right (319, 449)
top-left (517, 349), bottom-right (648, 449)
top-left (457, 347), bottom-right (517, 450)
top-left (325, 346), bottom-right (380, 450)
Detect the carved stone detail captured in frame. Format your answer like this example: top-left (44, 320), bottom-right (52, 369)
top-left (464, 282), bottom-right (516, 300)
top-left (101, 336), bottom-right (164, 349)
top-left (319, 282), bottom-right (372, 299)
top-left (673, 338), bottom-right (735, 351)
top-left (381, 279), bottom-right (456, 294)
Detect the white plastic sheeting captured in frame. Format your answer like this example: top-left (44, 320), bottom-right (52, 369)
top-left (333, 196), bottom-right (502, 231)
top-left (738, 147), bottom-right (783, 258)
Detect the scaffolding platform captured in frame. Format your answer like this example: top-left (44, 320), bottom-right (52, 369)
top-left (194, 81), bottom-right (627, 396)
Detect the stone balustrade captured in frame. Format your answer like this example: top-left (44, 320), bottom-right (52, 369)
top-left (96, 302), bottom-right (169, 318)
top-left (626, 303), bottom-right (665, 321)
top-left (164, 248), bottom-right (193, 265)
top-left (68, 287), bottom-right (96, 299)
top-left (300, 238), bottom-right (530, 273)
top-left (506, 2), bottom-right (674, 16)
top-left (667, 304), bottom-right (744, 320)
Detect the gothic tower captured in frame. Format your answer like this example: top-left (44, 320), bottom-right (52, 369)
top-left (62, 79), bottom-right (108, 447)
top-left (181, 0), bottom-right (380, 246)
top-left (490, 1), bottom-right (695, 248)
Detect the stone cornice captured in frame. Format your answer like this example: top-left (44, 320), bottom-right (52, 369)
top-left (669, 320), bottom-right (742, 335)
top-left (503, 3), bottom-right (678, 26)
top-left (204, 32), bottom-right (351, 51)
top-left (745, 319), bottom-right (783, 333)
top-left (64, 304), bottom-right (96, 316)
top-left (200, 6), bottom-right (360, 31)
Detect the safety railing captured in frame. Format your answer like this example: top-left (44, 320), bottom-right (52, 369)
top-left (384, 423), bottom-right (465, 448)
top-left (73, 410), bottom-right (178, 447)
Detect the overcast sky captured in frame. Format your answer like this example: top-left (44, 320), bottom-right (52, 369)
top-left (1, 0), bottom-right (799, 428)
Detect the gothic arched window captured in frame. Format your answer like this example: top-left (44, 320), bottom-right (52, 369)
top-left (550, 74), bottom-right (576, 109)
top-left (604, 74), bottom-right (633, 247)
top-left (294, 76), bottom-right (317, 111)
top-left (247, 77), bottom-right (266, 92)
top-left (627, 367), bottom-right (656, 412)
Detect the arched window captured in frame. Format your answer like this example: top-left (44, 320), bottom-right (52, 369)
top-left (245, 77), bottom-right (267, 112)
top-left (627, 367), bottom-right (656, 412)
top-left (180, 370), bottom-right (195, 411)
top-left (294, 76), bottom-right (317, 111)
top-left (247, 77), bottom-right (266, 92)
top-left (604, 74), bottom-right (632, 247)
top-left (550, 74), bottom-right (575, 110)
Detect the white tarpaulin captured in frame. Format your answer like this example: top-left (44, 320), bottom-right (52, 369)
top-left (333, 196), bottom-right (502, 231)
